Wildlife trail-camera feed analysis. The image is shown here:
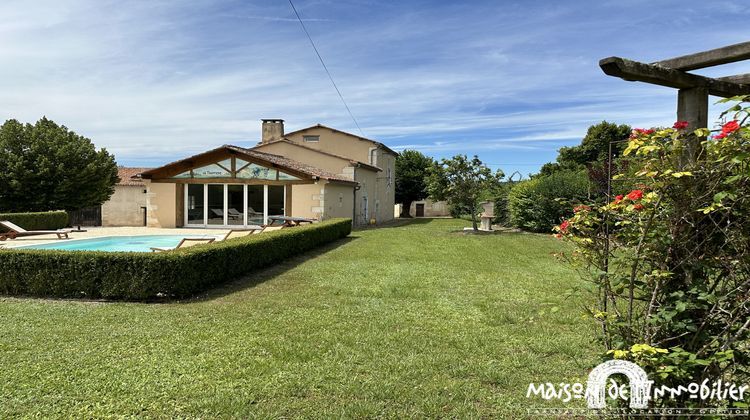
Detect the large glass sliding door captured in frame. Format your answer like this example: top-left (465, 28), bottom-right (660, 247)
top-left (184, 184), bottom-right (284, 227)
top-left (227, 185), bottom-right (245, 226)
top-left (186, 184), bottom-right (205, 225)
top-left (247, 185), bottom-right (264, 225)
top-left (268, 185), bottom-right (285, 217)
top-left (207, 184), bottom-right (224, 225)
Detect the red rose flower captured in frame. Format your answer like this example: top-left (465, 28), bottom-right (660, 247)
top-left (673, 121), bottom-right (689, 130)
top-left (713, 132), bottom-right (727, 140)
top-left (630, 128), bottom-right (654, 139)
top-left (614, 195), bottom-right (624, 204)
top-left (627, 190), bottom-right (643, 201)
top-left (559, 220), bottom-right (570, 233)
top-left (633, 204), bottom-right (644, 211)
top-left (722, 120), bottom-right (740, 134)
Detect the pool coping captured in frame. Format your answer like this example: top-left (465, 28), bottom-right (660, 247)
top-left (4, 233), bottom-right (224, 252)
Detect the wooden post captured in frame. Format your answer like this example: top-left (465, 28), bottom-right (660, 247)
top-left (677, 87), bottom-right (708, 131)
top-left (175, 183), bottom-right (185, 227)
top-left (677, 87), bottom-right (708, 166)
top-left (285, 185), bottom-right (293, 216)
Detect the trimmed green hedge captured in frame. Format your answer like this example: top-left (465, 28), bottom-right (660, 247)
top-left (0, 218), bottom-right (351, 300)
top-left (0, 211), bottom-right (69, 231)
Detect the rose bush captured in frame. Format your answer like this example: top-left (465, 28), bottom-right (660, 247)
top-left (556, 98), bottom-right (750, 408)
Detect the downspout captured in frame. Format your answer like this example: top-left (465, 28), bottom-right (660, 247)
top-left (352, 166), bottom-right (357, 227)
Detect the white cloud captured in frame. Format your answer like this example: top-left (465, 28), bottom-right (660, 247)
top-left (0, 0), bottom-right (748, 173)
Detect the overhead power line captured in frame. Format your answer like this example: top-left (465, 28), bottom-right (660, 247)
top-left (288, 0), bottom-right (365, 137)
top-left (484, 163), bottom-right (544, 166)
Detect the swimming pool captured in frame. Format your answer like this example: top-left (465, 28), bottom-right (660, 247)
top-left (15, 235), bottom-right (219, 253)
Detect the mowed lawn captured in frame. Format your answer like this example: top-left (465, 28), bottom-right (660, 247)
top-left (0, 219), bottom-right (598, 418)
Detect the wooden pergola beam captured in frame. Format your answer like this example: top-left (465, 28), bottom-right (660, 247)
top-left (717, 73), bottom-right (750, 85)
top-left (653, 41), bottom-right (750, 71)
top-left (600, 42), bottom-right (750, 167)
top-left (599, 57), bottom-right (750, 98)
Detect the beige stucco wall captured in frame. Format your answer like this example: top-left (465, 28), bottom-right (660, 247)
top-left (145, 181), bottom-right (178, 228)
top-left (350, 151), bottom-right (395, 225)
top-left (352, 168), bottom-right (375, 225)
top-left (285, 126), bottom-right (374, 163)
top-left (289, 183), bottom-right (325, 220)
top-left (394, 200), bottom-right (450, 218)
top-left (411, 199), bottom-right (450, 217)
top-left (323, 182), bottom-right (355, 220)
top-left (374, 150), bottom-right (395, 223)
top-left (287, 181), bottom-right (357, 223)
top-left (253, 141), bottom-right (354, 179)
top-left (102, 185), bottom-right (147, 226)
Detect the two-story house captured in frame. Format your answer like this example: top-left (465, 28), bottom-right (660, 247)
top-left (251, 119), bottom-right (396, 226)
top-left (125, 119), bottom-right (396, 228)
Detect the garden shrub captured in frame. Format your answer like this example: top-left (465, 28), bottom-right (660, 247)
top-left (507, 170), bottom-right (589, 232)
top-left (0, 211), bottom-right (69, 231)
top-left (448, 203), bottom-right (467, 219)
top-left (492, 182), bottom-right (513, 226)
top-left (0, 218), bottom-right (351, 300)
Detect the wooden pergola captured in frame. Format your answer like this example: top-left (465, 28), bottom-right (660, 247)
top-left (600, 41), bottom-right (750, 135)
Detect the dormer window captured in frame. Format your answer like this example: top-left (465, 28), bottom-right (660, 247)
top-left (303, 135), bottom-right (320, 143)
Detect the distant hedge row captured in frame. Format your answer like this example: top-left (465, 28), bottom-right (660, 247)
top-left (0, 218), bottom-right (351, 300)
top-left (0, 211), bottom-right (69, 231)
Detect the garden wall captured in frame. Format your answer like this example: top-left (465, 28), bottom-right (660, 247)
top-left (0, 218), bottom-right (351, 300)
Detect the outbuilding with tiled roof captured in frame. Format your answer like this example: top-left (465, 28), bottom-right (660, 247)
top-left (100, 167), bottom-right (152, 226)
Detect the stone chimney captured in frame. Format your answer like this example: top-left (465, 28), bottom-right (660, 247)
top-left (261, 119), bottom-right (284, 143)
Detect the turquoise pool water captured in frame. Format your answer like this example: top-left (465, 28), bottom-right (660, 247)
top-left (16, 235), bottom-right (218, 253)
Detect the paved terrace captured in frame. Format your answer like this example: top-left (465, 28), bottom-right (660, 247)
top-left (1, 227), bottom-right (232, 249)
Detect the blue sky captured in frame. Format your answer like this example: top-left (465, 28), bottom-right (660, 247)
top-left (1, 0), bottom-right (749, 176)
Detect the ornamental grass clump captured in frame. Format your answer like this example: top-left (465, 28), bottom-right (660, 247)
top-left (555, 98), bottom-right (750, 409)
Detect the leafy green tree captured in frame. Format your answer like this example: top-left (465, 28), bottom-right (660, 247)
top-left (427, 155), bottom-right (504, 231)
top-left (0, 117), bottom-right (119, 212)
top-left (556, 121), bottom-right (631, 168)
top-left (537, 121), bottom-right (632, 179)
top-left (395, 150), bottom-right (434, 217)
top-left (532, 121), bottom-right (632, 205)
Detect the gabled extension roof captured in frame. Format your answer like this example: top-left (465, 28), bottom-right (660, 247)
top-left (117, 167), bottom-right (151, 186)
top-left (283, 124), bottom-right (398, 156)
top-left (138, 145), bottom-right (357, 185)
top-left (254, 138), bottom-right (382, 172)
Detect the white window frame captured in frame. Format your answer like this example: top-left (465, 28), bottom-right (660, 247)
top-left (303, 135), bottom-right (320, 143)
top-left (183, 183), bottom-right (286, 228)
top-left (203, 184), bottom-right (209, 225)
top-left (263, 184), bottom-right (269, 225)
top-left (223, 184), bottom-right (228, 226)
top-left (243, 184), bottom-right (248, 226)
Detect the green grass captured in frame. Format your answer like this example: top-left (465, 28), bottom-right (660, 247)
top-left (0, 219), bottom-right (598, 418)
